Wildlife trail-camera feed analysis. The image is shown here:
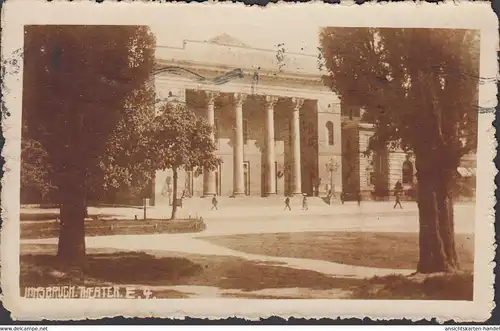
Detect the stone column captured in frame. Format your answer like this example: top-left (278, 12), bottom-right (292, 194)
top-left (203, 91), bottom-right (218, 197)
top-left (291, 98), bottom-right (304, 196)
top-left (264, 95), bottom-right (278, 196)
top-left (233, 93), bottom-right (247, 196)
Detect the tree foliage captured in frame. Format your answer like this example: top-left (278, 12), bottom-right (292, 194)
top-left (320, 28), bottom-right (479, 273)
top-left (150, 103), bottom-right (220, 219)
top-left (320, 28), bottom-right (478, 158)
top-left (23, 26), bottom-right (156, 173)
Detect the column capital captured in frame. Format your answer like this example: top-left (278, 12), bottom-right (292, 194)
top-left (233, 93), bottom-right (248, 107)
top-left (292, 97), bottom-right (304, 110)
top-left (265, 95), bottom-right (279, 108)
top-left (205, 91), bottom-right (220, 106)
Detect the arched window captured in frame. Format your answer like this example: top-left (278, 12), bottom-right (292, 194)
top-left (326, 121), bottom-right (334, 146)
top-left (402, 160), bottom-right (414, 184)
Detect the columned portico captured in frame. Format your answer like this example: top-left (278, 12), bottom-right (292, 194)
top-left (291, 97), bottom-right (304, 196)
top-left (203, 91), bottom-right (218, 197)
top-left (264, 95), bottom-right (278, 196)
top-left (233, 93), bottom-right (247, 196)
top-left (152, 34), bottom-right (344, 202)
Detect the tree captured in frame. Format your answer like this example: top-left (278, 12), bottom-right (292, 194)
top-left (20, 137), bottom-right (55, 203)
top-left (22, 25), bottom-right (156, 266)
top-left (320, 28), bottom-right (479, 273)
top-left (150, 103), bottom-right (220, 220)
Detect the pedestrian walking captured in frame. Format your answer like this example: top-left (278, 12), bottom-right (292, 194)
top-left (340, 192), bottom-right (345, 204)
top-left (302, 194), bottom-right (308, 211)
top-left (357, 192), bottom-right (361, 206)
top-left (327, 188), bottom-right (333, 205)
top-left (393, 181), bottom-right (403, 209)
top-left (284, 196), bottom-right (291, 211)
top-left (211, 194), bottom-right (218, 210)
top-left (394, 191), bottom-right (403, 209)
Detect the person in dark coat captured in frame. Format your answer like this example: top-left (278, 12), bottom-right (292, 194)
top-left (302, 195), bottom-right (308, 211)
top-left (211, 194), bottom-right (218, 210)
top-left (327, 188), bottom-right (333, 205)
top-left (284, 196), bottom-right (291, 211)
top-left (394, 190), bottom-right (403, 209)
top-left (393, 181), bottom-right (403, 209)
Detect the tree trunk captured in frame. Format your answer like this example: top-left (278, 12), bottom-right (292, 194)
top-left (416, 153), bottom-right (459, 273)
top-left (170, 167), bottom-right (178, 220)
top-left (57, 167), bottom-right (87, 267)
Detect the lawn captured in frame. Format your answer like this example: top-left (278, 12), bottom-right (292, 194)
top-left (20, 210), bottom-right (121, 221)
top-left (20, 244), bottom-right (473, 300)
top-left (201, 231), bottom-right (474, 271)
top-left (21, 218), bottom-right (206, 239)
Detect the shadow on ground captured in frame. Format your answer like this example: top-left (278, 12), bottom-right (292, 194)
top-left (350, 273), bottom-right (473, 301)
top-left (21, 248), bottom-right (201, 287)
top-left (20, 244), bottom-right (473, 300)
top-left (21, 245), bottom-right (358, 292)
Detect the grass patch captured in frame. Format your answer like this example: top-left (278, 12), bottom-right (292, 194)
top-left (21, 218), bottom-right (206, 239)
top-left (351, 272), bottom-right (473, 300)
top-left (201, 232), bottom-right (474, 271)
top-left (20, 212), bottom-right (122, 222)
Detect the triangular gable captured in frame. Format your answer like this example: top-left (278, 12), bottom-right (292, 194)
top-left (207, 33), bottom-right (248, 47)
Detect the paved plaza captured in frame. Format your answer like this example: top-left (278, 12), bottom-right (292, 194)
top-left (21, 199), bottom-right (475, 235)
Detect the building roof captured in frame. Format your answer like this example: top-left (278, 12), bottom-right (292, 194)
top-left (156, 34), bottom-right (324, 77)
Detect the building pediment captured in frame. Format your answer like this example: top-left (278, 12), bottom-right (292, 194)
top-left (156, 35), bottom-right (326, 77)
top-left (207, 34), bottom-right (248, 48)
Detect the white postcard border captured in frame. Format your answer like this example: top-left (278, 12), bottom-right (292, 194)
top-left (1, 1), bottom-right (497, 322)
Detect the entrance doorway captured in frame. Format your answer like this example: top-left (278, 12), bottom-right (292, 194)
top-left (244, 161), bottom-right (250, 196)
top-left (215, 164), bottom-right (222, 196)
top-left (275, 162), bottom-right (279, 194)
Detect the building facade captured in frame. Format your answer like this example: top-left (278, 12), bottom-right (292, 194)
top-left (341, 113), bottom-right (416, 200)
top-left (153, 34), bottom-right (342, 204)
top-left (341, 110), bottom-right (476, 201)
top-left (152, 34), bottom-right (476, 205)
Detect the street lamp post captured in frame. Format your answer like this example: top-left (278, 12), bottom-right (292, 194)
top-left (325, 158), bottom-right (339, 199)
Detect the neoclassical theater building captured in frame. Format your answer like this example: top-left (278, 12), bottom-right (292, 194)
top-left (152, 34), bottom-right (476, 204)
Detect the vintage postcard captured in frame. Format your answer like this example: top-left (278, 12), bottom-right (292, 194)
top-left (1, 0), bottom-right (497, 322)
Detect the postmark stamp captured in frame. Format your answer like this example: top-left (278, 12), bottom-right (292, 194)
top-left (1, 1), bottom-right (497, 322)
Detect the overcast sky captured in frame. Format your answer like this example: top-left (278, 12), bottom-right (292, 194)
top-left (148, 6), bottom-right (321, 54)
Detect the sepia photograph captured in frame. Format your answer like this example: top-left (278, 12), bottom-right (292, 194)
top-left (1, 1), bottom-right (496, 321)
